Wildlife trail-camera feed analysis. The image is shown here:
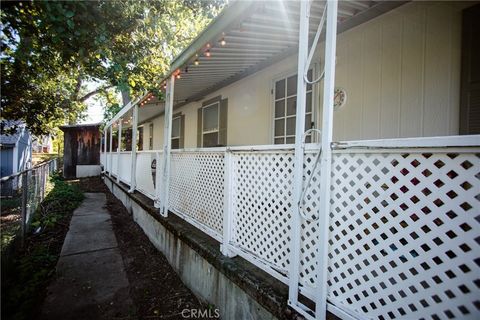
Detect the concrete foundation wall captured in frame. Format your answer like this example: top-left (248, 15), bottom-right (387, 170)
top-left (103, 177), bottom-right (277, 320)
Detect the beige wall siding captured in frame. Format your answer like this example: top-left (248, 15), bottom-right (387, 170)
top-left (332, 1), bottom-right (465, 141)
top-left (147, 1), bottom-right (468, 148)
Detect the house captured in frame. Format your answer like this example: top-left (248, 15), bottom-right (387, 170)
top-left (0, 121), bottom-right (32, 178)
top-left (101, 1), bottom-right (480, 320)
top-left (32, 134), bottom-right (54, 154)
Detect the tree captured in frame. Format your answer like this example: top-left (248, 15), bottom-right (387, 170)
top-left (1, 0), bottom-right (223, 135)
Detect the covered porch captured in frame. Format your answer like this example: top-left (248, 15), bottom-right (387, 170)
top-left (101, 1), bottom-right (480, 319)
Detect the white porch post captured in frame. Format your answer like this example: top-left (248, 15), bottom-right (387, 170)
top-left (129, 105), bottom-right (138, 192)
top-left (158, 75), bottom-right (175, 216)
top-left (315, 1), bottom-right (338, 318)
top-left (103, 127), bottom-right (107, 172)
top-left (288, 0), bottom-right (309, 309)
top-left (109, 125), bottom-right (113, 177)
top-left (117, 119), bottom-right (122, 182)
top-left (220, 149), bottom-right (236, 257)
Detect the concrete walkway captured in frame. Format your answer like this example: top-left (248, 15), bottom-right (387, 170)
top-left (41, 193), bottom-right (133, 320)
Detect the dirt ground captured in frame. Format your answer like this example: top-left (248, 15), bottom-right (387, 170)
top-left (78, 177), bottom-right (217, 319)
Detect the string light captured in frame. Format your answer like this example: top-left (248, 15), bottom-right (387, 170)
top-left (220, 37), bottom-right (226, 46)
top-left (206, 43), bottom-right (211, 48)
top-left (184, 66), bottom-right (189, 73)
top-left (205, 49), bottom-right (211, 57)
top-left (176, 73), bottom-right (181, 79)
top-left (194, 59), bottom-right (199, 66)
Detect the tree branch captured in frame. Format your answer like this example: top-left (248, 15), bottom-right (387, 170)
top-left (72, 74), bottom-right (83, 100)
top-left (78, 85), bottom-right (114, 102)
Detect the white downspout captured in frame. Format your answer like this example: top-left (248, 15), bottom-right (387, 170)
top-left (289, 0), bottom-right (309, 310)
top-left (158, 75), bottom-right (175, 215)
top-left (315, 1), bottom-right (338, 318)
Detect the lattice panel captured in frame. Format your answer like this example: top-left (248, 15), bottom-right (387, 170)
top-left (111, 153), bottom-right (118, 176)
top-left (231, 151), bottom-right (324, 290)
top-left (169, 152), bottom-right (224, 238)
top-left (327, 151), bottom-right (480, 319)
top-left (100, 153), bottom-right (106, 167)
top-left (135, 152), bottom-right (159, 199)
top-left (231, 152), bottom-right (294, 277)
top-left (299, 152), bottom-right (322, 290)
top-left (118, 153), bottom-right (132, 185)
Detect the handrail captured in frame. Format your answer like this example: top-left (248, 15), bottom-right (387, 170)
top-left (333, 134), bottom-right (480, 149)
top-left (0, 158), bottom-right (59, 182)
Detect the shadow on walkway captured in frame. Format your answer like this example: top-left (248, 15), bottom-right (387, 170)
top-left (41, 193), bottom-right (133, 319)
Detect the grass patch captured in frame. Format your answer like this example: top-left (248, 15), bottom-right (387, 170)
top-left (1, 197), bottom-right (21, 210)
top-left (1, 172), bottom-right (84, 320)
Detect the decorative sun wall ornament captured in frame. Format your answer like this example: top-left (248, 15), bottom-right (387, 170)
top-left (333, 87), bottom-right (347, 110)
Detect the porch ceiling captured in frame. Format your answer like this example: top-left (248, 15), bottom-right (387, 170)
top-left (169, 0), bottom-right (408, 108)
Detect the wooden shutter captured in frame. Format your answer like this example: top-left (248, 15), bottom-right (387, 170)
top-left (219, 98), bottom-right (228, 146)
top-left (197, 107), bottom-right (202, 147)
top-left (180, 114), bottom-right (185, 149)
top-left (460, 4), bottom-right (480, 134)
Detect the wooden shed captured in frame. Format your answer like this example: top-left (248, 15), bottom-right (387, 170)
top-left (60, 123), bottom-right (101, 179)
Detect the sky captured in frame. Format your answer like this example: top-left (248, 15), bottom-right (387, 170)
top-left (81, 100), bottom-right (104, 124)
top-left (79, 80), bottom-right (108, 124)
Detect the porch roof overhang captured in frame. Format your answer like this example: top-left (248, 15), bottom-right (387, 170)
top-left (167, 0), bottom-right (409, 107)
top-left (106, 0), bottom-right (408, 127)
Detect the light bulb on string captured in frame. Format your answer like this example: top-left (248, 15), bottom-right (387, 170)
top-left (205, 49), bottom-right (211, 57)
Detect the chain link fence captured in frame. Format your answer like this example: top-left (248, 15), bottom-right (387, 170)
top-left (1, 158), bottom-right (58, 247)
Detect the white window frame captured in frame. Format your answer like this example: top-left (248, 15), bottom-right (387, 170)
top-left (201, 101), bottom-right (220, 147)
top-left (171, 115), bottom-right (182, 149)
top-left (271, 66), bottom-right (317, 144)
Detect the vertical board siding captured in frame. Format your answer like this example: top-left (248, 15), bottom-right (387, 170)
top-left (379, 12), bottom-right (402, 139)
top-left (334, 1), bottom-right (465, 140)
top-left (424, 3), bottom-right (454, 136)
top-left (400, 6), bottom-right (425, 137)
top-left (361, 21), bottom-right (382, 140)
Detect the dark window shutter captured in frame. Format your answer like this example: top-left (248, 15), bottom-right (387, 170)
top-left (137, 127), bottom-right (143, 151)
top-left (180, 114), bottom-right (185, 149)
top-left (460, 4), bottom-right (480, 134)
top-left (219, 98), bottom-right (228, 146)
top-left (197, 107), bottom-right (203, 147)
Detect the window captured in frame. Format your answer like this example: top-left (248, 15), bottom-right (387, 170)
top-left (197, 96), bottom-right (228, 148)
top-left (171, 114), bottom-right (184, 149)
top-left (202, 102), bottom-right (220, 147)
top-left (273, 70), bottom-right (313, 144)
top-left (149, 123), bottom-right (153, 150)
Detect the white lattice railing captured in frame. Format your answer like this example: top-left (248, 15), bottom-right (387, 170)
top-left (101, 136), bottom-right (480, 320)
top-left (326, 148), bottom-right (480, 319)
top-left (135, 151), bottom-right (160, 199)
top-left (117, 152), bottom-right (132, 184)
top-left (100, 152), bottom-right (106, 167)
top-left (111, 153), bottom-right (118, 177)
top-left (168, 148), bottom-right (225, 241)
